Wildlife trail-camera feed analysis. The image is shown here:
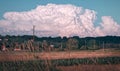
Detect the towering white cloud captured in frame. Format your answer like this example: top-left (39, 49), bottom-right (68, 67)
top-left (100, 16), bottom-right (120, 36)
top-left (0, 4), bottom-right (120, 37)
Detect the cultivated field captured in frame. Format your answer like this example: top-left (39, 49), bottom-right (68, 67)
top-left (57, 64), bottom-right (120, 71)
top-left (0, 49), bottom-right (120, 61)
top-left (0, 49), bottom-right (120, 71)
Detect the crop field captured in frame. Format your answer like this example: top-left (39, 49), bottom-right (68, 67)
top-left (0, 49), bottom-right (120, 71)
top-left (0, 49), bottom-right (120, 61)
top-left (57, 64), bottom-right (120, 71)
top-left (0, 56), bottom-right (120, 71)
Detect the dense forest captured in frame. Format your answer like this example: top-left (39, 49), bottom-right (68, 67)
top-left (0, 35), bottom-right (120, 51)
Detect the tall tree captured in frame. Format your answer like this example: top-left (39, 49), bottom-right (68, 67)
top-left (87, 39), bottom-right (99, 50)
top-left (66, 38), bottom-right (79, 50)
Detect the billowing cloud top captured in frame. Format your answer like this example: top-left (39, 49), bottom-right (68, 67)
top-left (0, 4), bottom-right (120, 37)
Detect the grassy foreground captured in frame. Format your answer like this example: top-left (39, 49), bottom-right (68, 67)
top-left (0, 49), bottom-right (120, 61)
top-left (0, 49), bottom-right (120, 71)
top-left (57, 64), bottom-right (120, 71)
top-left (0, 56), bottom-right (120, 71)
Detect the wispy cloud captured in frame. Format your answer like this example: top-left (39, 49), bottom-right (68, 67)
top-left (0, 4), bottom-right (120, 37)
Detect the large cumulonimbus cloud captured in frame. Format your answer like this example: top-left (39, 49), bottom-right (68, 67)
top-left (0, 4), bottom-right (120, 37)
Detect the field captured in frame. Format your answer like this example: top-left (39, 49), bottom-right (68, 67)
top-left (0, 49), bottom-right (120, 71)
top-left (57, 64), bottom-right (120, 71)
top-left (0, 49), bottom-right (120, 61)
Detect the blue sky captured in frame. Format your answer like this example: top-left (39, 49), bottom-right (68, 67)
top-left (0, 0), bottom-right (120, 37)
top-left (0, 0), bottom-right (120, 24)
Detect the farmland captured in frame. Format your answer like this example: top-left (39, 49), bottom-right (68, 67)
top-left (0, 57), bottom-right (120, 71)
top-left (57, 64), bottom-right (120, 71)
top-left (0, 35), bottom-right (120, 71)
top-left (0, 49), bottom-right (120, 71)
top-left (0, 49), bottom-right (120, 61)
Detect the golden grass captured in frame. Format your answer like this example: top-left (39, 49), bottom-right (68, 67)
top-left (0, 50), bottom-right (120, 61)
top-left (0, 49), bottom-right (120, 71)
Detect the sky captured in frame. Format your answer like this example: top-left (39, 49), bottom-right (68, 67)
top-left (0, 0), bottom-right (120, 37)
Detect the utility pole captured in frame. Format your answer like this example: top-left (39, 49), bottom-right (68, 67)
top-left (93, 40), bottom-right (95, 50)
top-left (33, 25), bottom-right (35, 41)
top-left (103, 41), bottom-right (104, 52)
top-left (60, 42), bottom-right (63, 50)
top-left (32, 25), bottom-right (35, 52)
top-left (85, 40), bottom-right (87, 49)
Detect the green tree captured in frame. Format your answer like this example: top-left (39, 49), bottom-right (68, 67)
top-left (66, 38), bottom-right (79, 50)
top-left (42, 40), bottom-right (48, 51)
top-left (87, 39), bottom-right (99, 50)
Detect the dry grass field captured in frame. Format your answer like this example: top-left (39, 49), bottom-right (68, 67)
top-left (0, 49), bottom-right (120, 61)
top-left (0, 49), bottom-right (120, 71)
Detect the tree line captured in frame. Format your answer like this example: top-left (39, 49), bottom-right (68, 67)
top-left (0, 35), bottom-right (120, 51)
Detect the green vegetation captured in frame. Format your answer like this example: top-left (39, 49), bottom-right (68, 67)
top-left (0, 35), bottom-right (120, 71)
top-left (0, 35), bottom-right (120, 51)
top-left (0, 60), bottom-right (59, 71)
top-left (51, 57), bottom-right (120, 66)
top-left (0, 57), bottom-right (120, 71)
